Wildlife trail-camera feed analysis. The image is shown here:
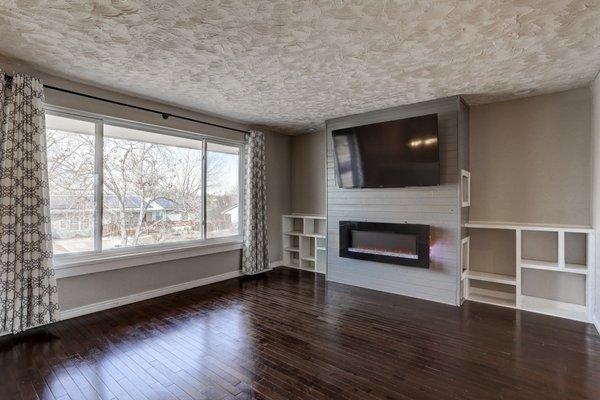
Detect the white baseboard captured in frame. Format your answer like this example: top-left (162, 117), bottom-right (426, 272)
top-left (60, 269), bottom-right (242, 320)
top-left (241, 260), bottom-right (283, 276)
top-left (594, 315), bottom-right (600, 336)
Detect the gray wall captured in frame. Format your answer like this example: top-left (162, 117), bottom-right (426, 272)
top-left (291, 130), bottom-right (326, 215)
top-left (470, 88), bottom-right (591, 226)
top-left (592, 73), bottom-right (600, 329)
top-left (326, 97), bottom-right (462, 305)
top-left (0, 54), bottom-right (292, 312)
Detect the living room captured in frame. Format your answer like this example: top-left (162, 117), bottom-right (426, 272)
top-left (1, 2), bottom-right (600, 399)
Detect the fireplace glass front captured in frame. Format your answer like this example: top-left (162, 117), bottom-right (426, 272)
top-left (339, 221), bottom-right (430, 268)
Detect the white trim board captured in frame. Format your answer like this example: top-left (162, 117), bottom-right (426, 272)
top-left (594, 316), bottom-right (600, 336)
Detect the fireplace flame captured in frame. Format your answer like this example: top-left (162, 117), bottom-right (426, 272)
top-left (348, 246), bottom-right (418, 259)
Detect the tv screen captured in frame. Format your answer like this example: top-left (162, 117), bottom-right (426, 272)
top-left (332, 114), bottom-right (439, 188)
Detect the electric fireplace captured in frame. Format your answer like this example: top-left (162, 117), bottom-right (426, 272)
top-left (339, 221), bottom-right (430, 268)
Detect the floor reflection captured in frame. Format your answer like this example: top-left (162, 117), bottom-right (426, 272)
top-left (1, 268), bottom-right (600, 400)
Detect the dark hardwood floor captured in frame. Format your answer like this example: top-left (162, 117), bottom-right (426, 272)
top-left (2, 267), bottom-right (600, 400)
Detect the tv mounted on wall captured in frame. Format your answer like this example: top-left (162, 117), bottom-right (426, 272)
top-left (332, 113), bottom-right (439, 188)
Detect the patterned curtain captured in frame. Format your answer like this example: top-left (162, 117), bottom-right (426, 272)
top-left (0, 72), bottom-right (59, 334)
top-left (242, 130), bottom-right (269, 275)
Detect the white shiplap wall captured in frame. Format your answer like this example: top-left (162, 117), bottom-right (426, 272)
top-left (326, 97), bottom-right (463, 305)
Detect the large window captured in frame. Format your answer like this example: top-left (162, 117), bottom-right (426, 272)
top-left (46, 110), bottom-right (242, 258)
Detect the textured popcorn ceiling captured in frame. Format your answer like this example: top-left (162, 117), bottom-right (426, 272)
top-left (1, 1), bottom-right (600, 133)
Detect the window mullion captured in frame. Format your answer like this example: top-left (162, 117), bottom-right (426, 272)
top-left (202, 139), bottom-right (208, 240)
top-left (238, 143), bottom-right (244, 238)
top-left (94, 120), bottom-right (104, 252)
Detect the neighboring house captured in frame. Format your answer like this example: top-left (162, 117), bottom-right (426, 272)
top-left (221, 204), bottom-right (239, 226)
top-left (50, 193), bottom-right (238, 241)
top-left (50, 194), bottom-right (182, 239)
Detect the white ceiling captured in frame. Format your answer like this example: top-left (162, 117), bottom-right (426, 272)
top-left (1, 1), bottom-right (599, 134)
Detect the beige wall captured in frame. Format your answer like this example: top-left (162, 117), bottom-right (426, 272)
top-left (470, 88), bottom-right (591, 226)
top-left (59, 250), bottom-right (241, 310)
top-left (0, 54), bottom-right (291, 312)
top-left (266, 131), bottom-right (293, 259)
top-left (592, 72), bottom-right (600, 328)
top-left (291, 130), bottom-right (326, 215)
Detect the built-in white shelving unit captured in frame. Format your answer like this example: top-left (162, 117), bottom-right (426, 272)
top-left (461, 221), bottom-right (594, 322)
top-left (282, 215), bottom-right (326, 273)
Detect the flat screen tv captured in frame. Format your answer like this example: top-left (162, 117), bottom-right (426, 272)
top-left (332, 113), bottom-right (439, 188)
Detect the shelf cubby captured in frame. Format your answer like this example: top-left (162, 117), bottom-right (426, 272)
top-left (521, 269), bottom-right (588, 321)
top-left (468, 228), bottom-right (516, 277)
top-left (305, 218), bottom-right (326, 236)
top-left (564, 232), bottom-right (587, 269)
top-left (521, 230), bottom-right (558, 264)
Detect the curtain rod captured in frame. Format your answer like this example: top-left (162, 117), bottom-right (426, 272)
top-left (3, 73), bottom-right (250, 134)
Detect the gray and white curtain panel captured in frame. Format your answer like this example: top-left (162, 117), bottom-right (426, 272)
top-left (242, 130), bottom-right (269, 275)
top-left (0, 71), bottom-right (59, 334)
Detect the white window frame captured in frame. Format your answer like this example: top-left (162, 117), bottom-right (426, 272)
top-left (45, 106), bottom-right (244, 277)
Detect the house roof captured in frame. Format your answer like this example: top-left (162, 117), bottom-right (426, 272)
top-left (50, 194), bottom-right (178, 211)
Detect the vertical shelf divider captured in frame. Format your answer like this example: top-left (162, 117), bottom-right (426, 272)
top-left (515, 229), bottom-right (522, 309)
top-left (558, 230), bottom-right (565, 269)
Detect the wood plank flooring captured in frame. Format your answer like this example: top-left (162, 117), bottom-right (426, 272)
top-left (2, 267), bottom-right (600, 400)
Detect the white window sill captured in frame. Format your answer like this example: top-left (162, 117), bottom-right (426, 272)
top-left (54, 238), bottom-right (243, 279)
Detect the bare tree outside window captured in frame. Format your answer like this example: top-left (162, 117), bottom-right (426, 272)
top-left (102, 125), bottom-right (204, 249)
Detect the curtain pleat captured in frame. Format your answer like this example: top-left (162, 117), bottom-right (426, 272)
top-left (0, 71), bottom-right (59, 334)
top-left (242, 131), bottom-right (269, 275)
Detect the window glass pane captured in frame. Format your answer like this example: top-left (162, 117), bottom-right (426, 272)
top-left (46, 114), bottom-right (96, 254)
top-left (102, 124), bottom-right (203, 249)
top-left (206, 142), bottom-right (240, 238)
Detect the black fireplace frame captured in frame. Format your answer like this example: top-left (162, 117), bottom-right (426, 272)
top-left (339, 221), bottom-right (430, 268)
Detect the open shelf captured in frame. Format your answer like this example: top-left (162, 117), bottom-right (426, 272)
top-left (467, 287), bottom-right (516, 309)
top-left (303, 233), bottom-right (326, 238)
top-left (564, 263), bottom-right (589, 274)
top-left (283, 231), bottom-right (303, 236)
top-left (466, 270), bottom-right (516, 285)
top-left (284, 247), bottom-right (299, 252)
top-left (521, 259), bottom-right (588, 275)
top-left (465, 221), bottom-right (593, 232)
